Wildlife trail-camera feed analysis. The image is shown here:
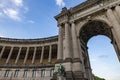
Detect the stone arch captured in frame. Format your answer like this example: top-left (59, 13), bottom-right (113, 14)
top-left (79, 19), bottom-right (113, 45)
top-left (79, 19), bottom-right (120, 60)
top-left (78, 19), bottom-right (120, 80)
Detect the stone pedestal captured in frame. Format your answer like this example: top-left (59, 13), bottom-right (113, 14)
top-left (51, 71), bottom-right (87, 80)
top-left (58, 76), bottom-right (66, 80)
top-left (65, 71), bottom-right (73, 80)
top-left (73, 71), bottom-right (87, 80)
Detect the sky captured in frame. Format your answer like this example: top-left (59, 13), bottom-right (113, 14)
top-left (0, 0), bottom-right (120, 80)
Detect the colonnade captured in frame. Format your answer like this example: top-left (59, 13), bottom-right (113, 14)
top-left (0, 44), bottom-right (57, 65)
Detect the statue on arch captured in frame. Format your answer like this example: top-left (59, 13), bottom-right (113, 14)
top-left (57, 64), bottom-right (65, 76)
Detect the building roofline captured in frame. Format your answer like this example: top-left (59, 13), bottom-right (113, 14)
top-left (55, 0), bottom-right (101, 20)
top-left (0, 35), bottom-right (58, 44)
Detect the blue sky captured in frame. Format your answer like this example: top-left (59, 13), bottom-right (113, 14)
top-left (0, 0), bottom-right (84, 38)
top-left (0, 0), bottom-right (120, 80)
top-left (88, 35), bottom-right (120, 80)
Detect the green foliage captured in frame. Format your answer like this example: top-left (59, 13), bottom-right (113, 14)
top-left (94, 75), bottom-right (105, 80)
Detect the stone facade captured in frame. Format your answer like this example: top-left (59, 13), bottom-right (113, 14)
top-left (0, 36), bottom-right (58, 80)
top-left (54, 0), bottom-right (120, 80)
top-left (0, 0), bottom-right (120, 80)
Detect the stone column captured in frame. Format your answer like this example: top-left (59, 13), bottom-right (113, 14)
top-left (6, 47), bottom-right (14, 64)
top-left (48, 45), bottom-right (52, 63)
top-left (32, 47), bottom-right (37, 64)
top-left (0, 46), bottom-right (5, 60)
top-left (23, 47), bottom-right (29, 64)
top-left (40, 46), bottom-right (44, 64)
top-left (71, 21), bottom-right (85, 79)
top-left (115, 5), bottom-right (120, 19)
top-left (15, 47), bottom-right (22, 64)
top-left (57, 24), bottom-right (63, 62)
top-left (64, 22), bottom-right (72, 61)
top-left (71, 21), bottom-right (80, 60)
top-left (107, 8), bottom-right (120, 60)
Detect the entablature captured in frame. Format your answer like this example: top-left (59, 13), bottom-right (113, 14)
top-left (0, 36), bottom-right (58, 45)
top-left (55, 0), bottom-right (120, 25)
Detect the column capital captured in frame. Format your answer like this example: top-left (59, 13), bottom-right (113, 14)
top-left (64, 21), bottom-right (70, 24)
top-left (70, 20), bottom-right (75, 24)
top-left (116, 3), bottom-right (120, 6)
top-left (57, 23), bottom-right (62, 27)
top-left (104, 6), bottom-right (112, 10)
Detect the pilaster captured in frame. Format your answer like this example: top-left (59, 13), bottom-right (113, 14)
top-left (115, 5), bottom-right (120, 20)
top-left (106, 8), bottom-right (120, 60)
top-left (71, 21), bottom-right (80, 60)
top-left (56, 24), bottom-right (63, 63)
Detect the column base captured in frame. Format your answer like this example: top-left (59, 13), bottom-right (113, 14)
top-left (55, 59), bottom-right (63, 63)
top-left (73, 58), bottom-right (82, 63)
top-left (64, 58), bottom-right (72, 63)
top-left (65, 71), bottom-right (74, 80)
top-left (73, 71), bottom-right (87, 80)
top-left (51, 72), bottom-right (58, 80)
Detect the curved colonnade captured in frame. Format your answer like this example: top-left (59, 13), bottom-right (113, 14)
top-left (0, 36), bottom-right (58, 80)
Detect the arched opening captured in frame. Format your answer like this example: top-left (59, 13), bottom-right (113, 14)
top-left (79, 20), bottom-right (120, 80)
top-left (87, 35), bottom-right (120, 80)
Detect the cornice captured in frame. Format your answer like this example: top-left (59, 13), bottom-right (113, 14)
top-left (69, 0), bottom-right (101, 14)
top-left (0, 64), bottom-right (55, 68)
top-left (0, 35), bottom-right (58, 44)
top-left (55, 0), bottom-right (101, 20)
top-left (54, 7), bottom-right (70, 21)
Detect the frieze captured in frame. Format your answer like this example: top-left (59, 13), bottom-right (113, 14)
top-left (55, 0), bottom-right (120, 24)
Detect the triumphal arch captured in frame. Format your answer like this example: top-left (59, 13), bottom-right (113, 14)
top-left (54, 0), bottom-right (120, 80)
top-left (0, 0), bottom-right (120, 80)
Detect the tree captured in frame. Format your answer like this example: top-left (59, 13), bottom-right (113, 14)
top-left (93, 75), bottom-right (105, 80)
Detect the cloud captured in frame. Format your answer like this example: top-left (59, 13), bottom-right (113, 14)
top-left (0, 12), bottom-right (2, 16)
top-left (12, 0), bottom-right (23, 7)
top-left (0, 0), bottom-right (28, 21)
top-left (98, 55), bottom-right (109, 58)
top-left (27, 20), bottom-right (35, 24)
top-left (3, 8), bottom-right (20, 21)
top-left (55, 0), bottom-right (65, 7)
